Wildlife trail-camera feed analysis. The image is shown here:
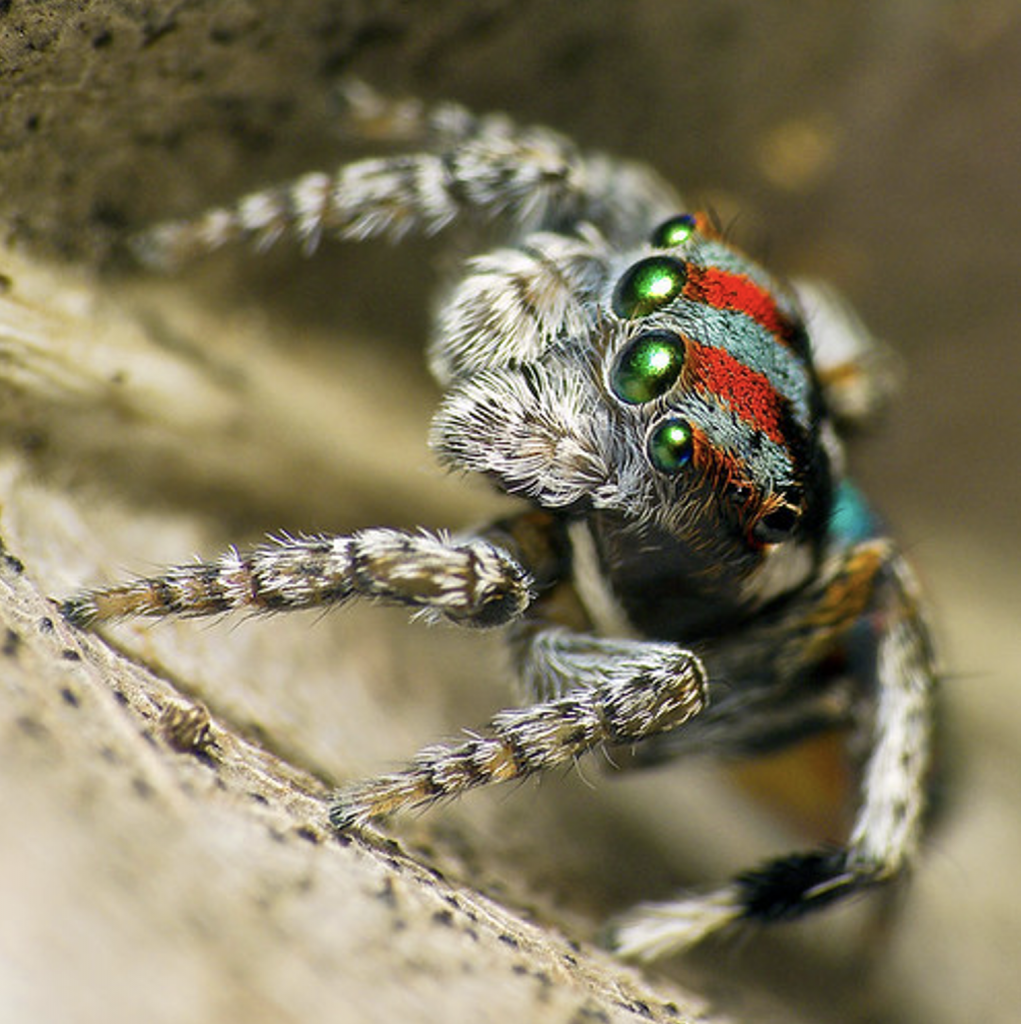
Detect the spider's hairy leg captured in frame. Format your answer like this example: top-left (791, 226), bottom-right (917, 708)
top-left (511, 617), bottom-right (707, 704)
top-left (794, 279), bottom-right (901, 428)
top-left (846, 555), bottom-right (935, 877)
top-left (608, 542), bottom-right (937, 958)
top-left (132, 87), bottom-right (681, 269)
top-left (329, 644), bottom-right (706, 830)
top-left (61, 529), bottom-right (532, 629)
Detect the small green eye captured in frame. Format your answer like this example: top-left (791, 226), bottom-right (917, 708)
top-left (651, 214), bottom-right (697, 248)
top-left (648, 418), bottom-right (694, 474)
top-left (612, 256), bottom-right (687, 319)
top-left (611, 331), bottom-right (686, 404)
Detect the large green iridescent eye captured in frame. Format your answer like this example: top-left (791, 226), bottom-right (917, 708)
top-left (648, 418), bottom-right (694, 474)
top-left (612, 256), bottom-right (687, 319)
top-left (611, 331), bottom-right (686, 404)
top-left (651, 213), bottom-right (697, 248)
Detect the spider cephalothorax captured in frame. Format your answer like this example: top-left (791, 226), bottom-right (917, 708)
top-left (433, 208), bottom-right (835, 632)
top-left (64, 83), bottom-right (936, 958)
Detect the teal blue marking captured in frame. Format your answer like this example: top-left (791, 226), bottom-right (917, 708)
top-left (677, 391), bottom-right (794, 488)
top-left (648, 300), bottom-right (813, 425)
top-left (692, 240), bottom-right (782, 296)
top-left (829, 479), bottom-right (879, 543)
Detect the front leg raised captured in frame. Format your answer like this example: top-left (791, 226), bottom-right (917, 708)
top-left (61, 529), bottom-right (532, 629)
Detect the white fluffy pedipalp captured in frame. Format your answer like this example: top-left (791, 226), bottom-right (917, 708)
top-left (430, 358), bottom-right (620, 509)
top-left (428, 229), bottom-right (610, 384)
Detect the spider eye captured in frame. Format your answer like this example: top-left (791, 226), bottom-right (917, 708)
top-left (612, 256), bottom-right (687, 319)
top-left (611, 331), bottom-right (686, 404)
top-left (648, 418), bottom-right (694, 474)
top-left (752, 507), bottom-right (800, 544)
top-left (751, 489), bottom-right (804, 544)
top-left (651, 214), bottom-right (697, 248)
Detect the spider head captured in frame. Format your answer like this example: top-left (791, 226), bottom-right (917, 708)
top-left (430, 213), bottom-right (834, 587)
top-left (594, 214), bottom-right (834, 572)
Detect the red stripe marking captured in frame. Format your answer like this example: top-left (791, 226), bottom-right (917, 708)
top-left (685, 264), bottom-right (793, 344)
top-left (689, 341), bottom-right (787, 445)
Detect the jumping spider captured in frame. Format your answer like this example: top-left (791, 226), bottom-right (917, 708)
top-left (63, 83), bottom-right (936, 957)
